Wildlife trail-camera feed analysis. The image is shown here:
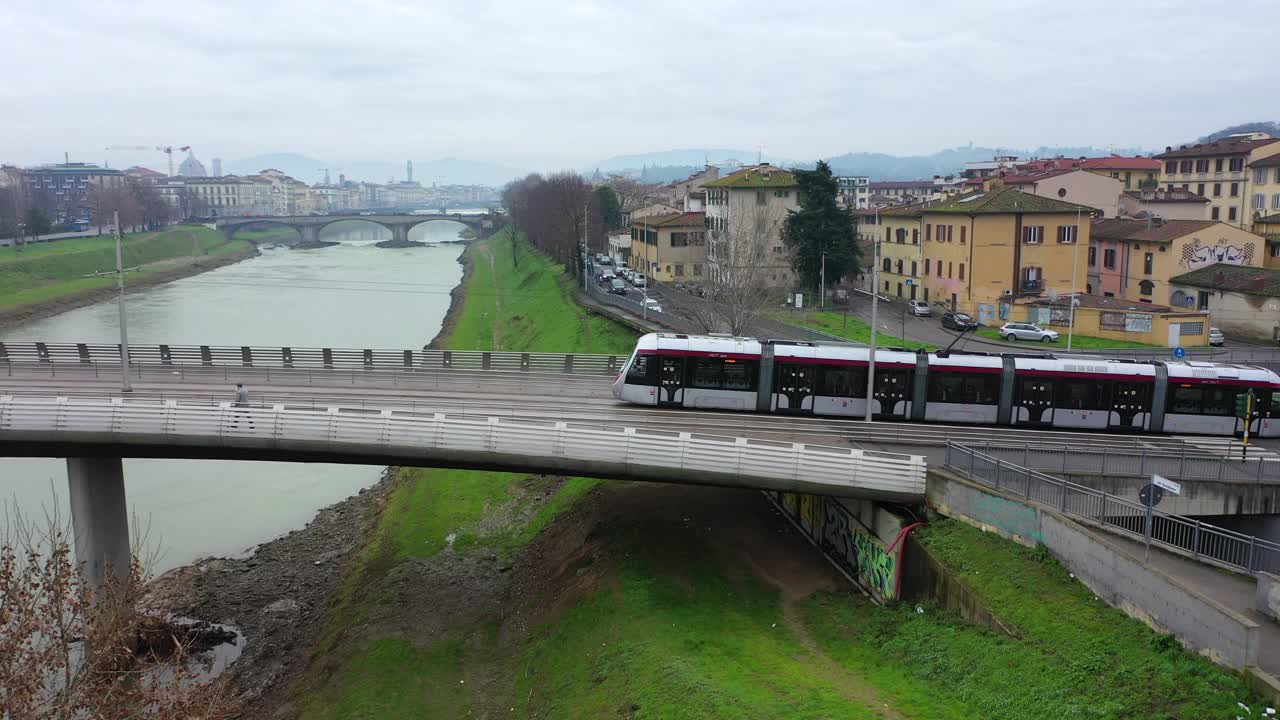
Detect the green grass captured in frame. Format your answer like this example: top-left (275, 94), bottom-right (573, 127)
top-left (776, 309), bottom-right (932, 350)
top-left (976, 326), bottom-right (1159, 349)
top-left (0, 225), bottom-right (252, 312)
top-left (324, 637), bottom-right (472, 719)
top-left (230, 228), bottom-right (298, 243)
top-left (798, 520), bottom-right (1259, 720)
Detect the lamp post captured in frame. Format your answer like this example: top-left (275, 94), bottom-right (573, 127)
top-left (1067, 207), bottom-right (1081, 351)
top-left (864, 223), bottom-right (880, 423)
top-left (113, 211), bottom-right (132, 393)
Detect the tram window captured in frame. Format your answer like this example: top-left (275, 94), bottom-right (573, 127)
top-left (1056, 380), bottom-right (1108, 411)
top-left (928, 373), bottom-right (999, 405)
top-left (691, 359), bottom-right (723, 389)
top-left (689, 358), bottom-right (756, 391)
top-left (1169, 385), bottom-right (1235, 416)
top-left (626, 355), bottom-right (654, 385)
top-left (722, 360), bottom-right (754, 390)
top-left (1269, 392), bottom-right (1280, 418)
top-left (818, 367), bottom-right (866, 397)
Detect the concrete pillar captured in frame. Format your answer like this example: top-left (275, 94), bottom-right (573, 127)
top-left (298, 225), bottom-right (320, 245)
top-left (392, 224), bottom-right (410, 244)
top-left (66, 457), bottom-right (131, 591)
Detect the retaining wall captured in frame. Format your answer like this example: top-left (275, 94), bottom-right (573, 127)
top-left (1259, 573), bottom-right (1280, 622)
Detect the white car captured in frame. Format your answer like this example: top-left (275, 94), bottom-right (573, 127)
top-left (642, 298), bottom-right (663, 313)
top-left (907, 300), bottom-right (931, 317)
top-left (999, 322), bottom-right (1059, 343)
top-left (632, 273), bottom-right (647, 288)
top-left (1209, 327), bottom-right (1225, 346)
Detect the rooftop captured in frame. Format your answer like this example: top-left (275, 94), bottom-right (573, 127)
top-left (926, 187), bottom-right (1099, 215)
top-left (878, 200), bottom-right (933, 218)
top-left (28, 163), bottom-right (123, 176)
top-left (1030, 294), bottom-right (1175, 312)
top-left (1250, 155), bottom-right (1280, 168)
top-left (869, 180), bottom-right (936, 190)
top-left (1078, 155), bottom-right (1162, 171)
top-left (1090, 218), bottom-right (1218, 243)
top-left (1256, 214), bottom-right (1280, 224)
top-left (702, 163), bottom-right (797, 189)
top-left (1170, 264), bottom-right (1280, 298)
top-left (629, 211), bottom-right (705, 228)
top-left (1154, 137), bottom-right (1280, 160)
top-left (1121, 189), bottom-right (1210, 204)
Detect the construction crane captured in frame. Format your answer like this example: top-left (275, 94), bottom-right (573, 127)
top-left (104, 145), bottom-right (191, 177)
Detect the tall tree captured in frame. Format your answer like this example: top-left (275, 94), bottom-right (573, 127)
top-left (596, 185), bottom-right (622, 229)
top-left (24, 206), bottom-right (50, 238)
top-left (783, 160), bottom-right (859, 295)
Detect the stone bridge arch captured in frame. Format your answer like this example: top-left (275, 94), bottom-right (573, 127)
top-left (216, 213), bottom-right (500, 246)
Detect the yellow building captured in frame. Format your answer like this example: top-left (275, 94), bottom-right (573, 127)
top-left (1154, 134), bottom-right (1280, 227)
top-left (875, 202), bottom-right (927, 299)
top-left (628, 211), bottom-right (707, 282)
top-left (1027, 295), bottom-right (1209, 347)
top-left (1089, 219), bottom-right (1265, 305)
top-left (1255, 213), bottom-right (1280, 269)
top-left (919, 187), bottom-right (1096, 323)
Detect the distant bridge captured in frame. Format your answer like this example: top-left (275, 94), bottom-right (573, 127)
top-left (214, 212), bottom-right (503, 245)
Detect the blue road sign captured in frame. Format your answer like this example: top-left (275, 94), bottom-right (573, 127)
top-left (1173, 347), bottom-right (1186, 359)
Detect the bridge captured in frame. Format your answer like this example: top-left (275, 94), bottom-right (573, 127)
top-left (214, 212), bottom-right (503, 245)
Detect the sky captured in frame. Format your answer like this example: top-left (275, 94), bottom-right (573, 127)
top-left (3, 0), bottom-right (1276, 178)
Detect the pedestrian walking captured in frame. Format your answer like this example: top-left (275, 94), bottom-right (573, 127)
top-left (232, 383), bottom-right (254, 430)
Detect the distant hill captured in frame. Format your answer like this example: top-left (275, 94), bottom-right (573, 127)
top-left (591, 148), bottom-right (791, 174)
top-left (1194, 122), bottom-right (1280, 144)
top-left (223, 154), bottom-right (521, 186)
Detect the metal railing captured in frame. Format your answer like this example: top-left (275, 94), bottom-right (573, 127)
top-left (0, 341), bottom-right (625, 376)
top-left (0, 395), bottom-right (927, 501)
top-left (961, 440), bottom-right (1280, 484)
top-left (944, 441), bottom-right (1280, 574)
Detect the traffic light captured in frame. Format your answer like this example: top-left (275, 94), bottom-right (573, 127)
top-left (1235, 391), bottom-right (1254, 419)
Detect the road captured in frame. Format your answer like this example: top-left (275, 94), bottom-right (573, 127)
top-left (0, 225), bottom-right (111, 247)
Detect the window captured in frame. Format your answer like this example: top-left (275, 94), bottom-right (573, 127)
top-left (818, 366), bottom-right (866, 398)
top-left (1229, 207), bottom-right (1238, 222)
top-left (1165, 161), bottom-right (1177, 174)
top-left (960, 226), bottom-right (966, 244)
top-left (1212, 206), bottom-right (1221, 220)
top-left (1255, 194), bottom-right (1267, 210)
top-left (1088, 246), bottom-right (1096, 265)
top-left (1139, 279), bottom-right (1153, 296)
top-left (927, 372), bottom-right (1000, 405)
top-left (947, 261), bottom-right (953, 278)
top-left (937, 261), bottom-right (942, 277)
top-left (1274, 193), bottom-right (1280, 209)
top-left (1022, 225), bottom-right (1044, 244)
top-left (625, 354), bottom-right (654, 385)
top-left (1257, 169), bottom-right (1269, 185)
top-left (674, 264), bottom-right (684, 277)
top-left (912, 229), bottom-right (919, 244)
top-left (1104, 248), bottom-right (1116, 268)
top-left (896, 259), bottom-right (904, 274)
top-left (671, 232), bottom-right (689, 247)
top-left (690, 358), bottom-right (756, 391)
top-left (911, 261), bottom-right (918, 276)
top-left (1216, 158), bottom-right (1225, 173)
top-left (1168, 384), bottom-right (1238, 417)
top-left (1195, 159), bottom-right (1209, 173)
top-left (1183, 183), bottom-right (1190, 191)
top-left (925, 224), bottom-right (932, 241)
top-left (1197, 183), bottom-right (1206, 196)
top-left (896, 228), bottom-right (907, 243)
top-left (756, 190), bottom-right (766, 206)
top-left (1272, 243), bottom-right (1280, 259)
top-left (1056, 380), bottom-right (1109, 411)
top-left (1213, 183), bottom-right (1222, 197)
top-left (958, 263), bottom-right (965, 280)
top-left (1179, 321), bottom-right (1204, 336)
top-left (1230, 158), bottom-right (1245, 172)
top-left (1057, 225), bottom-right (1078, 243)
top-left (693, 263), bottom-right (702, 276)
top-left (883, 258), bottom-right (891, 272)
top-left (1143, 252), bottom-right (1153, 274)
top-left (1231, 182), bottom-right (1240, 197)
top-left (924, 258), bottom-right (930, 275)
top-left (1180, 160), bottom-right (1193, 173)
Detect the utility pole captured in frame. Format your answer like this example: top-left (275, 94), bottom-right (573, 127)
top-left (114, 211), bottom-right (132, 393)
top-left (643, 219), bottom-right (651, 320)
top-left (1067, 207), bottom-right (1081, 351)
top-left (864, 234), bottom-right (879, 423)
top-left (820, 252), bottom-right (826, 310)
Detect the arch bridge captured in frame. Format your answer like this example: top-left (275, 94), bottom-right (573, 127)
top-left (214, 212), bottom-right (503, 245)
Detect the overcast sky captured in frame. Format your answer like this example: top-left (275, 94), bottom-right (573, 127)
top-left (4, 0), bottom-right (1275, 175)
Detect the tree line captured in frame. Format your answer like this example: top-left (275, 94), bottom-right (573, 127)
top-left (0, 176), bottom-right (220, 240)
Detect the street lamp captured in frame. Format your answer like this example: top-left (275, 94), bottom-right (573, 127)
top-left (1067, 207), bottom-right (1082, 351)
top-left (864, 217), bottom-right (880, 424)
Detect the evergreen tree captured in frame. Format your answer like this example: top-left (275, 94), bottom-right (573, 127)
top-left (596, 185), bottom-right (622, 229)
top-left (783, 160), bottom-right (859, 295)
top-left (24, 207), bottom-right (50, 238)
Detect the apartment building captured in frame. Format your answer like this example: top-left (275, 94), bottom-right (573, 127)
top-left (836, 176), bottom-right (870, 209)
top-left (1118, 188), bottom-right (1210, 221)
top-left (917, 187), bottom-right (1095, 322)
top-left (25, 163), bottom-right (125, 222)
top-left (628, 212), bottom-right (707, 282)
top-left (1154, 134), bottom-right (1280, 227)
top-left (1250, 155), bottom-right (1280, 223)
top-left (703, 163), bottom-right (800, 287)
top-left (874, 202), bottom-right (927, 299)
top-left (999, 168), bottom-right (1122, 218)
top-left (1078, 156), bottom-right (1161, 192)
top-left (1088, 219), bottom-right (1263, 305)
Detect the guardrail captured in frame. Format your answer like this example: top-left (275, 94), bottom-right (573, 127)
top-left (944, 441), bottom-right (1280, 574)
top-left (0, 342), bottom-right (625, 376)
top-left (960, 440), bottom-right (1280, 484)
top-left (0, 396), bottom-right (927, 501)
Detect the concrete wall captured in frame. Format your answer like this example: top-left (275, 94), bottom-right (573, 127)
top-left (928, 470), bottom-right (1261, 669)
top-left (1171, 281), bottom-right (1280, 342)
top-left (1259, 573), bottom-right (1280, 621)
top-left (1054, 471), bottom-right (1280, 516)
top-left (898, 533), bottom-right (1020, 637)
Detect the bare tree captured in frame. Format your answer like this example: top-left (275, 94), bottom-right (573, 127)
top-left (607, 174), bottom-right (659, 215)
top-left (91, 185), bottom-right (145, 232)
top-left (684, 206), bottom-right (782, 336)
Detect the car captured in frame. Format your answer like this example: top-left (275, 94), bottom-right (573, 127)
top-left (616, 262), bottom-right (630, 273)
top-left (907, 299), bottom-right (931, 317)
top-left (595, 272), bottom-right (616, 284)
top-left (999, 322), bottom-right (1058, 343)
top-left (941, 312), bottom-right (978, 331)
top-left (1209, 327), bottom-right (1225, 346)
top-left (642, 298), bottom-right (663, 313)
top-left (609, 278), bottom-right (628, 295)
top-left (598, 256), bottom-right (614, 267)
top-left (632, 273), bottom-right (648, 288)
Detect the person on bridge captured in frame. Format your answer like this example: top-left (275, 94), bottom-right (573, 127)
top-left (232, 383), bottom-right (254, 429)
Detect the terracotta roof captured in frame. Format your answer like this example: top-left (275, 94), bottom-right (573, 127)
top-left (629, 211), bottom-right (704, 228)
top-left (1154, 138), bottom-right (1280, 159)
top-left (998, 169), bottom-right (1077, 184)
top-left (703, 164), bottom-right (796, 189)
top-left (1255, 214), bottom-right (1280, 224)
top-left (1249, 155), bottom-right (1280, 168)
top-left (1078, 156), bottom-right (1161, 171)
top-left (878, 201), bottom-right (930, 218)
top-left (1090, 218), bottom-right (1217, 243)
top-left (1030, 294), bottom-right (1174, 312)
top-left (868, 180), bottom-right (935, 190)
top-left (1170, 264), bottom-right (1280, 298)
top-left (926, 187), bottom-right (1098, 215)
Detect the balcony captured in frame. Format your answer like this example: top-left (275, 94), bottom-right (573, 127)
top-left (1020, 279), bottom-right (1044, 292)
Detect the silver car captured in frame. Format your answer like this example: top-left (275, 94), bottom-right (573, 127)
top-left (999, 322), bottom-right (1059, 343)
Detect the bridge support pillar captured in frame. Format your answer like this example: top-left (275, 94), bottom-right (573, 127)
top-left (298, 225), bottom-right (321, 246)
top-left (391, 224), bottom-right (410, 244)
top-left (66, 457), bottom-right (131, 593)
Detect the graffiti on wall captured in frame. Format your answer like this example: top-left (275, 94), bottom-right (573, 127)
top-left (818, 497), bottom-right (896, 600)
top-left (1182, 239), bottom-right (1255, 270)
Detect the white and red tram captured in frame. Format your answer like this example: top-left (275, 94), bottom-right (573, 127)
top-left (611, 333), bottom-right (1280, 437)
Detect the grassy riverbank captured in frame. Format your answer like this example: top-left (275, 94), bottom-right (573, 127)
top-left (294, 228), bottom-right (1258, 719)
top-left (0, 225), bottom-right (253, 313)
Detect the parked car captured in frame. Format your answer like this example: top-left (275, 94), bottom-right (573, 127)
top-left (999, 322), bottom-right (1058, 343)
top-left (609, 278), bottom-right (628, 295)
top-left (632, 273), bottom-right (648, 288)
top-left (1209, 327), bottom-right (1225, 346)
top-left (941, 312), bottom-right (978, 331)
top-left (642, 298), bottom-right (663, 313)
top-left (907, 299), bottom-right (931, 317)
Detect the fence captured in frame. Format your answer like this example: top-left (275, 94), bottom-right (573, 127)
top-left (0, 396), bottom-right (928, 501)
top-left (961, 440), bottom-right (1280, 484)
top-left (944, 441), bottom-right (1280, 575)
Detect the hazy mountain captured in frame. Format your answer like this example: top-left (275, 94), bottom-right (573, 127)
top-left (591, 148), bottom-right (791, 174)
top-left (1194, 122), bottom-right (1280, 144)
top-left (224, 154), bottom-right (522, 186)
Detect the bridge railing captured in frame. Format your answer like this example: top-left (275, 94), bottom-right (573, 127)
top-left (0, 396), bottom-right (926, 501)
top-left (944, 441), bottom-right (1280, 575)
top-left (0, 342), bottom-right (626, 376)
top-left (957, 439), bottom-right (1280, 484)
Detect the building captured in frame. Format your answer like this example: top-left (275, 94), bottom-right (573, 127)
top-left (917, 186), bottom-right (1096, 322)
top-left (867, 180), bottom-right (937, 204)
top-left (660, 166), bottom-right (720, 209)
top-left (1087, 219), bottom-right (1264, 305)
top-left (1169, 264), bottom-right (1280, 341)
top-left (628, 211), bottom-right (707, 282)
top-left (176, 151), bottom-right (208, 177)
top-left (703, 163), bottom-right (800, 287)
top-left (24, 162), bottom-right (125, 222)
top-left (1250, 154), bottom-right (1280, 225)
top-left (624, 202), bottom-right (680, 226)
top-left (1118, 188), bottom-right (1210, 222)
top-left (154, 176), bottom-right (261, 218)
top-left (211, 158), bottom-right (223, 177)
top-left (999, 168), bottom-right (1123, 218)
top-left (963, 155), bottom-right (1021, 179)
top-left (1154, 134), bottom-right (1280, 227)
top-left (1255, 214), bottom-right (1280, 268)
top-left (836, 176), bottom-right (870, 209)
top-left (1025, 294), bottom-right (1209, 347)
top-left (1077, 156), bottom-right (1161, 192)
top-left (875, 202), bottom-right (928, 299)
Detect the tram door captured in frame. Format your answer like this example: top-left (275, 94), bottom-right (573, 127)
top-left (1015, 377), bottom-right (1054, 426)
top-left (873, 369), bottom-right (910, 418)
top-left (658, 356), bottom-right (684, 407)
top-left (775, 363), bottom-right (815, 414)
top-left (1110, 381), bottom-right (1150, 429)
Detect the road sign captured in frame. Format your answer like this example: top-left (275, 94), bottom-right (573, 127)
top-left (1138, 483), bottom-right (1164, 507)
top-left (905, 279), bottom-right (915, 286)
top-left (1152, 474), bottom-right (1181, 496)
top-left (795, 293), bottom-right (803, 309)
top-left (1172, 347), bottom-right (1186, 359)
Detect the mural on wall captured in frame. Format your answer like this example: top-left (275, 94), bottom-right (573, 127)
top-left (766, 491), bottom-right (899, 601)
top-left (1181, 238), bottom-right (1255, 270)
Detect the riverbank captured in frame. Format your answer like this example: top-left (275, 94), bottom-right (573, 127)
top-left (0, 225), bottom-right (257, 332)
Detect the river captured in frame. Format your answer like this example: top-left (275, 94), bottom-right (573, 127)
top-left (1, 218), bottom-right (470, 572)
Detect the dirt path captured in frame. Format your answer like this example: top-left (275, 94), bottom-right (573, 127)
top-left (474, 240), bottom-right (503, 350)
